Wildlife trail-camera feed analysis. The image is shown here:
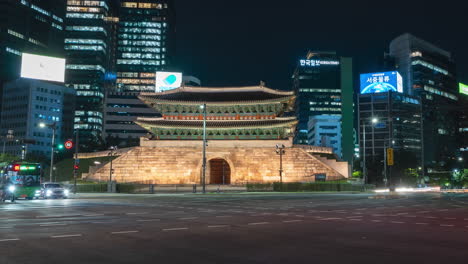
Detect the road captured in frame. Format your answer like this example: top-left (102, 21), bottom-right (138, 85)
top-left (1, 192), bottom-right (468, 264)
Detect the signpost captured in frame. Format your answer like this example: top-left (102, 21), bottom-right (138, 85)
top-left (387, 148), bottom-right (394, 166)
top-left (64, 140), bottom-right (73, 150)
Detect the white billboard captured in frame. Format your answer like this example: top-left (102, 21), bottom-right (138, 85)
top-left (21, 53), bottom-right (66, 83)
top-left (155, 71), bottom-right (183, 92)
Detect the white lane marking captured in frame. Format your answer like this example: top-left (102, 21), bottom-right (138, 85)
top-left (82, 214), bottom-right (104, 217)
top-left (111, 231), bottom-right (139, 234)
top-left (424, 216), bottom-right (437, 219)
top-left (440, 224), bottom-right (454, 227)
top-left (396, 212), bottom-right (408, 215)
top-left (137, 219), bottom-right (160, 222)
top-left (51, 234), bottom-right (82, 238)
top-left (318, 218), bottom-right (342, 221)
top-left (126, 212), bottom-right (148, 215)
top-left (179, 217), bottom-right (198, 220)
top-left (248, 222), bottom-right (269, 225)
top-left (215, 215), bottom-right (232, 218)
top-left (40, 224), bottom-right (67, 227)
top-left (0, 238), bottom-right (20, 242)
top-left (36, 215), bottom-right (80, 218)
top-left (207, 225), bottom-right (229, 228)
top-left (0, 227), bottom-right (13, 229)
top-left (37, 222), bottom-right (61, 225)
top-left (283, 220), bottom-right (303, 223)
top-left (415, 223), bottom-right (429, 225)
top-left (347, 216), bottom-right (363, 218)
top-left (163, 227), bottom-right (188, 231)
top-left (390, 221), bottom-right (405, 224)
top-left (416, 211), bottom-right (430, 214)
top-left (92, 221), bottom-right (113, 224)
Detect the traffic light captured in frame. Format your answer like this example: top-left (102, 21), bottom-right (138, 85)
top-left (57, 144), bottom-right (64, 150)
top-left (73, 164), bottom-right (79, 170)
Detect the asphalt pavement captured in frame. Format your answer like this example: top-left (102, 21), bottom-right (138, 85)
top-left (1, 192), bottom-right (468, 264)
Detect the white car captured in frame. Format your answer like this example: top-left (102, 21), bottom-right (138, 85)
top-left (38, 183), bottom-right (70, 199)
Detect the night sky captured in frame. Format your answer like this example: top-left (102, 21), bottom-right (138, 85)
top-left (174, 0), bottom-right (467, 90)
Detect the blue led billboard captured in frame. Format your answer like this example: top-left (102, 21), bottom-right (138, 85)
top-left (360, 71), bottom-right (403, 94)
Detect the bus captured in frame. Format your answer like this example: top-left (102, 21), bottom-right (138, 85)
top-left (1, 162), bottom-right (42, 200)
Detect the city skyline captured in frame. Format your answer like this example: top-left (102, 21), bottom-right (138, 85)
top-left (174, 0), bottom-right (468, 89)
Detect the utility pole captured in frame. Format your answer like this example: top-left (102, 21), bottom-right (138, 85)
top-left (2, 130), bottom-right (14, 156)
top-left (40, 122), bottom-right (57, 182)
top-left (201, 104), bottom-right (207, 194)
top-left (362, 117), bottom-right (378, 184)
top-left (73, 127), bottom-right (79, 194)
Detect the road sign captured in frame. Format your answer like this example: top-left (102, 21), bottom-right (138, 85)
top-left (374, 122), bottom-right (386, 129)
top-left (387, 148), bottom-right (394, 166)
top-left (64, 140), bottom-right (73, 149)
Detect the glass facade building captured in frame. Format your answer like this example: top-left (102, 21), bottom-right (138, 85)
top-left (116, 0), bottom-right (175, 92)
top-left (64, 0), bottom-right (111, 148)
top-left (292, 51), bottom-right (354, 163)
top-left (0, 0), bottom-right (66, 117)
top-left (389, 33), bottom-right (459, 168)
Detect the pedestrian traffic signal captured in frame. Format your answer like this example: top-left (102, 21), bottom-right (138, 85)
top-left (74, 164), bottom-right (79, 170)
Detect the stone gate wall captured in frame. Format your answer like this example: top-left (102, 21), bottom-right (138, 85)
top-left (86, 146), bottom-right (346, 184)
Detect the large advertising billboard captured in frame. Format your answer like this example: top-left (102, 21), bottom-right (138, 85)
top-left (459, 83), bottom-right (468, 95)
top-left (155, 71), bottom-right (183, 92)
top-left (20, 53), bottom-right (66, 83)
top-left (360, 71), bottom-right (403, 94)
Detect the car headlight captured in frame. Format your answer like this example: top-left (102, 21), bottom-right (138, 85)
top-left (8, 186), bottom-right (15, 192)
top-left (46, 190), bottom-right (52, 196)
top-left (64, 189), bottom-right (69, 195)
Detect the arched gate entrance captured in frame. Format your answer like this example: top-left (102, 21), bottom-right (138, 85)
top-left (209, 159), bottom-right (231, 184)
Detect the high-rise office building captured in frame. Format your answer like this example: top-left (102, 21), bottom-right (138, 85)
top-left (103, 75), bottom-right (200, 147)
top-left (64, 0), bottom-right (112, 149)
top-left (307, 115), bottom-right (342, 157)
top-left (1, 78), bottom-right (75, 158)
top-left (116, 0), bottom-right (175, 92)
top-left (292, 51), bottom-right (354, 163)
top-left (389, 33), bottom-right (459, 168)
top-left (0, 0), bottom-right (66, 111)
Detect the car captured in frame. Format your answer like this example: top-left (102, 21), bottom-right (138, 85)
top-left (38, 182), bottom-right (70, 199)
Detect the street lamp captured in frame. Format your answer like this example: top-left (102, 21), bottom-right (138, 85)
top-left (39, 122), bottom-right (57, 182)
top-left (275, 144), bottom-right (286, 191)
top-left (362, 117), bottom-right (378, 184)
top-left (200, 104), bottom-right (207, 194)
top-left (108, 146), bottom-right (118, 193)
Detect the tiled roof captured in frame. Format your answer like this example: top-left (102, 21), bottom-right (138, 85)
top-left (135, 117), bottom-right (298, 129)
top-left (139, 86), bottom-right (294, 103)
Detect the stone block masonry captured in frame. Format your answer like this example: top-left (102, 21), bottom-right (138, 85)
top-left (85, 146), bottom-right (346, 184)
